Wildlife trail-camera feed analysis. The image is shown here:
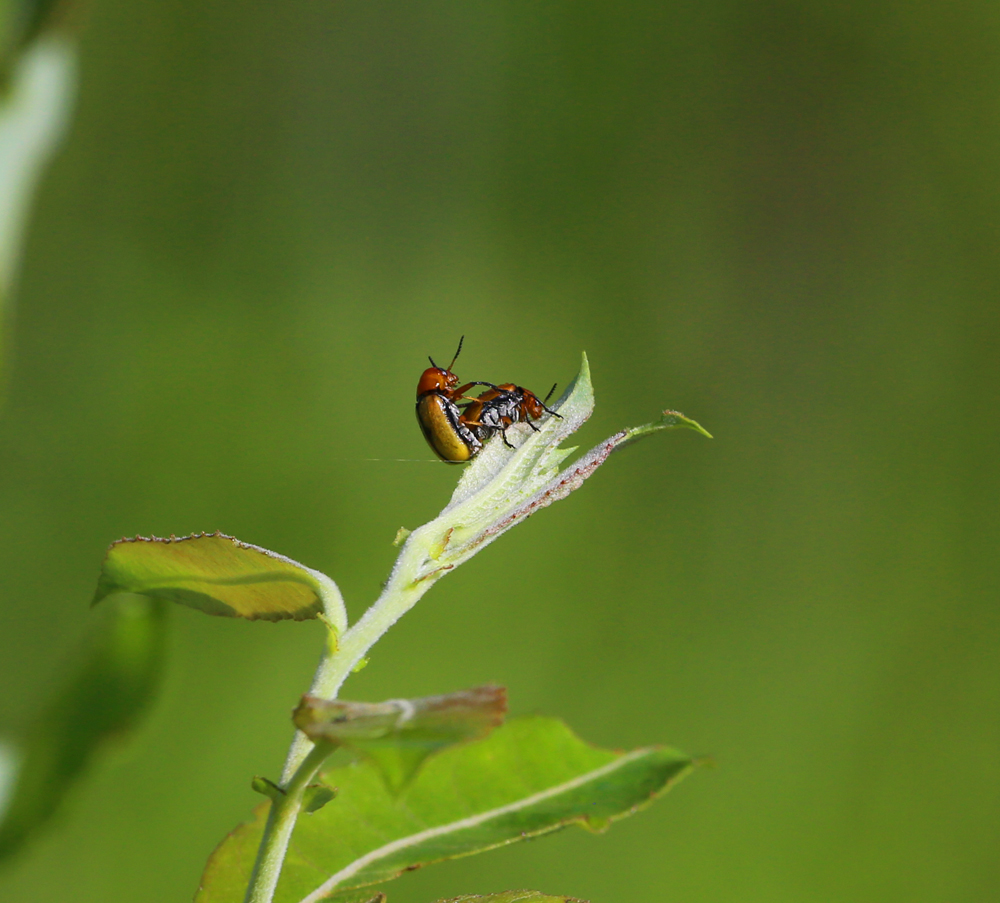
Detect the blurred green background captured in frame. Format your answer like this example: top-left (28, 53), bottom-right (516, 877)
top-left (1, 1), bottom-right (998, 901)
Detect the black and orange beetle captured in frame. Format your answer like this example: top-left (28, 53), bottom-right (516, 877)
top-left (461, 382), bottom-right (562, 449)
top-left (415, 337), bottom-right (497, 463)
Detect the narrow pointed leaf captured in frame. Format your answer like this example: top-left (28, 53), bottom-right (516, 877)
top-left (0, 594), bottom-right (166, 861)
top-left (93, 532), bottom-right (346, 630)
top-left (196, 717), bottom-right (695, 903)
top-left (293, 686), bottom-right (507, 792)
top-left (395, 355), bottom-right (710, 590)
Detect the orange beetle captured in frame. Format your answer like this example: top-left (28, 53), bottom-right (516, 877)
top-left (461, 382), bottom-right (561, 449)
top-left (415, 337), bottom-right (497, 463)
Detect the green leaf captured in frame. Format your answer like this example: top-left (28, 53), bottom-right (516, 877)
top-left (0, 739), bottom-right (20, 822)
top-left (434, 894), bottom-right (585, 903)
top-left (293, 686), bottom-right (507, 792)
top-left (615, 408), bottom-right (713, 448)
top-left (0, 593), bottom-right (166, 861)
top-left (0, 33), bottom-right (76, 392)
top-left (303, 785), bottom-right (337, 814)
top-left (93, 531), bottom-right (346, 631)
top-left (196, 717), bottom-right (695, 903)
top-left (252, 776), bottom-right (286, 802)
top-left (0, 0), bottom-right (67, 73)
top-left (328, 893), bottom-right (384, 903)
top-left (393, 354), bottom-right (710, 592)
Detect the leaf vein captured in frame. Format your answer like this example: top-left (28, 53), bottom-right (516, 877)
top-left (296, 748), bottom-right (651, 903)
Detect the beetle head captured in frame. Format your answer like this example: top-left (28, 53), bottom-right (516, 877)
top-left (417, 337), bottom-right (465, 398)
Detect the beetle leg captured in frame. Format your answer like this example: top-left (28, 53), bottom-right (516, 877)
top-left (454, 381), bottom-right (498, 399)
top-left (499, 427), bottom-right (516, 449)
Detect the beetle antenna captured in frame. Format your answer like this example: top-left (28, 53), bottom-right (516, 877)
top-left (541, 383), bottom-right (563, 418)
top-left (447, 335), bottom-right (465, 372)
top-left (427, 337), bottom-right (465, 374)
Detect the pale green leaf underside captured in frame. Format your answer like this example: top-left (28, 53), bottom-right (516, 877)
top-left (196, 717), bottom-right (694, 903)
top-left (93, 532), bottom-right (345, 628)
top-left (398, 355), bottom-right (710, 590)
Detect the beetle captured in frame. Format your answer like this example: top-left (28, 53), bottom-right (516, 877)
top-left (461, 382), bottom-right (562, 449)
top-left (415, 337), bottom-right (498, 463)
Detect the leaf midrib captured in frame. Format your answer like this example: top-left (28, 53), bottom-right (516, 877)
top-left (296, 747), bottom-right (656, 903)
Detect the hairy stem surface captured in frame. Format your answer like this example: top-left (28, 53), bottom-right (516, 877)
top-left (243, 741), bottom-right (332, 903)
top-left (245, 524), bottom-right (444, 903)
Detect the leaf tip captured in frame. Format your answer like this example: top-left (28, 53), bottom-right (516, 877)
top-left (574, 352), bottom-right (592, 399)
top-left (660, 409), bottom-right (712, 438)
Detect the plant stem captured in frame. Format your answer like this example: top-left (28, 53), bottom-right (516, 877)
top-left (279, 529), bottom-right (439, 783)
top-left (243, 740), bottom-right (332, 903)
top-left (238, 361), bottom-right (705, 903)
top-left (243, 526), bottom-right (442, 903)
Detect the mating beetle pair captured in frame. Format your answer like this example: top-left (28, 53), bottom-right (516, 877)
top-left (415, 337), bottom-right (561, 464)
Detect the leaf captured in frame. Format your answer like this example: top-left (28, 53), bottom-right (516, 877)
top-left (0, 740), bottom-right (20, 822)
top-left (434, 894), bottom-right (585, 903)
top-left (93, 531), bottom-right (346, 631)
top-left (0, 34), bottom-right (76, 391)
top-left (293, 686), bottom-right (507, 792)
top-left (329, 893), bottom-right (384, 903)
top-left (196, 717), bottom-right (695, 903)
top-left (394, 354), bottom-right (710, 590)
top-left (0, 593), bottom-right (166, 861)
top-left (0, 0), bottom-right (67, 70)
top-left (251, 776), bottom-right (286, 801)
top-left (307, 357), bottom-right (710, 716)
top-left (303, 785), bottom-right (337, 814)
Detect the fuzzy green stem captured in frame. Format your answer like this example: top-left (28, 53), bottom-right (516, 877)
top-left (240, 359), bottom-right (708, 902)
top-left (280, 528), bottom-right (439, 782)
top-left (243, 740), bottom-right (333, 903)
top-left (243, 525), bottom-right (444, 903)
